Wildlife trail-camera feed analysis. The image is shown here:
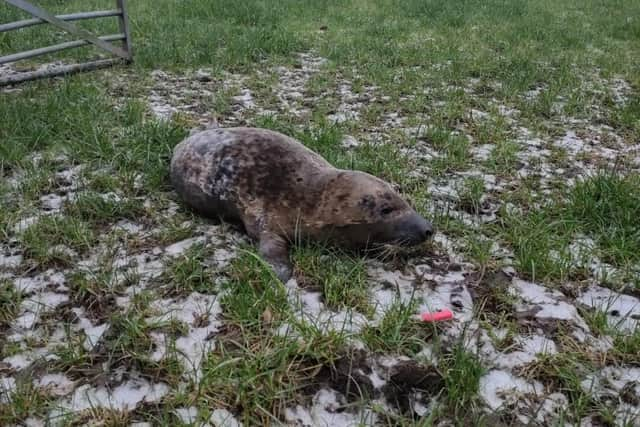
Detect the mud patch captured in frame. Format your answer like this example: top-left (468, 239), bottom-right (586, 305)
top-left (381, 360), bottom-right (445, 416)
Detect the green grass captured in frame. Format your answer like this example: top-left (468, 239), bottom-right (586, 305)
top-left (441, 343), bottom-right (485, 420)
top-left (15, 163), bottom-right (59, 203)
top-left (564, 171), bottom-right (640, 265)
top-left (522, 352), bottom-right (596, 421)
top-left (66, 265), bottom-right (123, 322)
top-left (0, 377), bottom-right (53, 425)
top-left (0, 281), bottom-right (22, 328)
top-left (360, 298), bottom-right (435, 355)
top-left (20, 215), bottom-right (96, 267)
top-left (456, 176), bottom-right (485, 215)
top-left (63, 191), bottom-right (147, 227)
top-left (153, 214), bottom-right (197, 246)
top-left (50, 331), bottom-right (93, 377)
top-left (499, 170), bottom-right (640, 285)
top-left (613, 328), bottom-right (640, 364)
top-left (609, 94), bottom-right (640, 139)
top-left (292, 243), bottom-right (373, 316)
top-left (2, 0), bottom-right (640, 425)
top-left (468, 112), bottom-right (509, 147)
top-left (199, 330), bottom-right (341, 425)
top-left (430, 133), bottom-right (471, 175)
top-left (200, 250), bottom-right (357, 424)
top-left (0, 82), bottom-right (187, 190)
top-left (161, 243), bottom-right (218, 296)
top-left (100, 302), bottom-right (187, 384)
top-left (485, 139), bottom-right (520, 175)
top-left (221, 249), bottom-right (291, 331)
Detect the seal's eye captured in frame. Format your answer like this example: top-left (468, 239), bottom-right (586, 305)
top-left (380, 207), bottom-right (394, 216)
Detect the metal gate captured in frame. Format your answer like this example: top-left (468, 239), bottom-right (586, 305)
top-left (0, 0), bottom-right (132, 86)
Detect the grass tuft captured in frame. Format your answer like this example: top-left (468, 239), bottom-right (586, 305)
top-left (564, 171), bottom-right (640, 266)
top-left (221, 249), bottom-right (290, 330)
top-left (63, 192), bottom-right (147, 228)
top-left (162, 244), bottom-right (218, 296)
top-left (0, 377), bottom-right (52, 425)
top-left (0, 281), bottom-right (22, 328)
top-left (292, 243), bottom-right (372, 316)
top-left (360, 297), bottom-right (435, 355)
top-left (21, 215), bottom-right (95, 267)
top-left (441, 343), bottom-right (485, 419)
top-left (499, 170), bottom-right (640, 283)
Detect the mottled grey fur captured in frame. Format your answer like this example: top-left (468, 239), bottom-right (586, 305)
top-left (170, 127), bottom-right (433, 281)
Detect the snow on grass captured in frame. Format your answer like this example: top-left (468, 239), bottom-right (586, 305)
top-left (285, 388), bottom-right (377, 427)
top-left (577, 284), bottom-right (640, 333)
top-left (2, 47), bottom-right (639, 426)
top-left (479, 369), bottom-right (544, 422)
top-left (148, 292), bottom-right (223, 380)
top-left (509, 278), bottom-right (589, 329)
top-left (48, 377), bottom-right (170, 423)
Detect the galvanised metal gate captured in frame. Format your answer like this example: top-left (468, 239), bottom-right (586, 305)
top-left (0, 0), bottom-right (132, 86)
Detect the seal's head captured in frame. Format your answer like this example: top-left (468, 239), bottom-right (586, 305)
top-left (316, 170), bottom-right (433, 249)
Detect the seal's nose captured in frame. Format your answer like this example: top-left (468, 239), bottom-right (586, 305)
top-left (422, 221), bottom-right (434, 240)
top-left (406, 213), bottom-right (434, 244)
top-left (417, 217), bottom-right (434, 241)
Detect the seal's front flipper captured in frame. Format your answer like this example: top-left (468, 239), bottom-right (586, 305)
top-left (258, 232), bottom-right (292, 283)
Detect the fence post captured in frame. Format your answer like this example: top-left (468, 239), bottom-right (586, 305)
top-left (116, 0), bottom-right (133, 61)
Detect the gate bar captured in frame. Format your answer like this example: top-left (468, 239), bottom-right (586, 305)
top-left (0, 10), bottom-right (122, 33)
top-left (0, 58), bottom-right (125, 86)
top-left (5, 0), bottom-right (130, 60)
top-left (0, 34), bottom-right (125, 65)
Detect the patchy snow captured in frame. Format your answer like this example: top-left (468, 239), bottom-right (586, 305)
top-left (13, 270), bottom-right (66, 293)
top-left (582, 366), bottom-right (640, 423)
top-left (165, 236), bottom-right (206, 256)
top-left (72, 307), bottom-right (109, 350)
top-left (284, 280), bottom-right (370, 334)
top-left (35, 374), bottom-right (76, 396)
top-left (49, 377), bottom-right (169, 422)
top-left (285, 388), bottom-right (377, 427)
top-left (341, 135), bottom-right (360, 148)
top-left (326, 82), bottom-right (365, 125)
top-left (492, 334), bottom-right (557, 369)
top-left (114, 251), bottom-right (165, 286)
top-left (22, 418), bottom-right (46, 427)
top-left (231, 89), bottom-right (256, 109)
top-left (148, 292), bottom-right (223, 380)
top-left (0, 376), bottom-right (16, 402)
top-left (582, 366), bottom-right (640, 396)
top-left (3, 53), bottom-right (640, 426)
top-left (39, 193), bottom-right (68, 212)
top-left (470, 144), bottom-right (495, 161)
top-left (175, 406), bottom-right (199, 424)
top-left (509, 278), bottom-right (588, 329)
top-left (479, 369), bottom-right (543, 422)
top-left (577, 284), bottom-right (640, 333)
top-left (13, 215), bottom-right (42, 233)
top-left (14, 291), bottom-right (69, 330)
top-left (113, 219), bottom-right (144, 234)
top-left (554, 130), bottom-right (586, 155)
top-left (0, 252), bottom-right (22, 268)
top-left (209, 408), bottom-right (243, 427)
top-left (2, 352), bottom-right (38, 371)
top-left (566, 236), bottom-right (621, 282)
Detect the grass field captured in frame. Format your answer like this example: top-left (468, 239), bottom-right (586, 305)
top-left (1, 1), bottom-right (640, 426)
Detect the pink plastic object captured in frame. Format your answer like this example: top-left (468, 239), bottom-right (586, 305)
top-left (421, 309), bottom-right (453, 322)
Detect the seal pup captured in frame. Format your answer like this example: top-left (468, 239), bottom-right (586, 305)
top-left (170, 127), bottom-right (433, 282)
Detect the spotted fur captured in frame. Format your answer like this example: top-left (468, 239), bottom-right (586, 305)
top-left (170, 127), bottom-right (433, 281)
